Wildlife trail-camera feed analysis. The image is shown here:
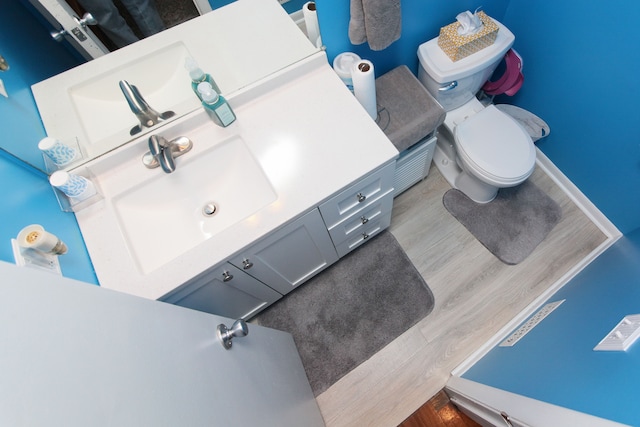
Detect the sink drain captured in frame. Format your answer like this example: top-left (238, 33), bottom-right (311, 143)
top-left (203, 202), bottom-right (218, 216)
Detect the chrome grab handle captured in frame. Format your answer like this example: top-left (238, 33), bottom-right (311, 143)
top-left (356, 192), bottom-right (366, 203)
top-left (438, 81), bottom-right (458, 92)
top-left (242, 259), bottom-right (253, 270)
top-left (362, 232), bottom-right (369, 240)
top-left (217, 319), bottom-right (248, 350)
top-left (360, 216), bottom-right (369, 224)
top-left (222, 271), bottom-right (233, 282)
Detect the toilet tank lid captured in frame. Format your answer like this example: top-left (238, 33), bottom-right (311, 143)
top-left (417, 19), bottom-right (515, 83)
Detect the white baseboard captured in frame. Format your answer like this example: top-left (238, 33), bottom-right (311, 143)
top-left (534, 148), bottom-right (620, 239)
top-left (451, 148), bottom-right (622, 376)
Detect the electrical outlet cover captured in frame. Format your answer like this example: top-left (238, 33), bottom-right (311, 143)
top-left (594, 314), bottom-right (640, 351)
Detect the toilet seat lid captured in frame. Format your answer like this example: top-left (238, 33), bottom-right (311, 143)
top-left (454, 105), bottom-right (535, 181)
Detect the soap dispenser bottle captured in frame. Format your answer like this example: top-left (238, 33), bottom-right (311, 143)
top-left (185, 57), bottom-right (220, 97)
top-left (197, 82), bottom-right (236, 127)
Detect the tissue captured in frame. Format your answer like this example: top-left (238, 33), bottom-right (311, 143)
top-left (437, 11), bottom-right (499, 62)
top-left (456, 10), bottom-right (483, 35)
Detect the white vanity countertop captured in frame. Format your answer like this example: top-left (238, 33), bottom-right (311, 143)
top-left (75, 53), bottom-right (398, 300)
top-left (32, 0), bottom-right (318, 159)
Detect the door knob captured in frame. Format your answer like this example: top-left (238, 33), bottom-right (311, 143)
top-left (75, 12), bottom-right (97, 29)
top-left (50, 29), bottom-right (68, 42)
top-left (217, 319), bottom-right (249, 349)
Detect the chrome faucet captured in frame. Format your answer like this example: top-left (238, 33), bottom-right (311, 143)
top-left (119, 80), bottom-right (175, 136)
top-left (142, 135), bottom-right (193, 173)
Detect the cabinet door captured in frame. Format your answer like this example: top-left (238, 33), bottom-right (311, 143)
top-left (230, 209), bottom-right (339, 295)
top-left (167, 263), bottom-right (282, 320)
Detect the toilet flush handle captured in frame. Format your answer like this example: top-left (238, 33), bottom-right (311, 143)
top-left (439, 81), bottom-right (458, 92)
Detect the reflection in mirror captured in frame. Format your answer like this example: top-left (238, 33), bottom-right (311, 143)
top-left (0, 0), bottom-right (317, 176)
top-left (63, 0), bottom-right (201, 53)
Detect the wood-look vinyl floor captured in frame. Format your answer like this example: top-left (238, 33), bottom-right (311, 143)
top-left (315, 163), bottom-right (608, 427)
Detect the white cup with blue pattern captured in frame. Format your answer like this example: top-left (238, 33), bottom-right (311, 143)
top-left (38, 137), bottom-right (78, 166)
top-left (49, 171), bottom-right (96, 201)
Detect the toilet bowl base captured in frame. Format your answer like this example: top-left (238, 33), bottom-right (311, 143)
top-left (433, 143), bottom-right (498, 204)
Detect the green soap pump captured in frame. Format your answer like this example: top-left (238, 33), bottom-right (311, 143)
top-left (197, 82), bottom-right (236, 127)
top-left (185, 57), bottom-right (220, 97)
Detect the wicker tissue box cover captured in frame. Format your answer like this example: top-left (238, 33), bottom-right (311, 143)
top-left (437, 11), bottom-right (499, 62)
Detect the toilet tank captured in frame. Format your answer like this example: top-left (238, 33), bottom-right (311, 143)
top-left (417, 19), bottom-right (515, 111)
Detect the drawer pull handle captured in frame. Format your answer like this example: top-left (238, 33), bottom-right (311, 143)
top-left (360, 216), bottom-right (369, 224)
top-left (356, 192), bottom-right (366, 203)
top-left (362, 232), bottom-right (370, 240)
top-left (222, 271), bottom-right (233, 282)
top-left (242, 258), bottom-right (253, 270)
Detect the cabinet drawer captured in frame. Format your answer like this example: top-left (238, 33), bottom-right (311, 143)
top-left (334, 212), bottom-right (392, 258)
top-left (328, 191), bottom-right (393, 245)
top-left (319, 162), bottom-right (395, 229)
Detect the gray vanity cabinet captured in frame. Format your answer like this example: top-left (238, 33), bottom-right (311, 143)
top-left (165, 263), bottom-right (282, 320)
top-left (163, 163), bottom-right (395, 320)
top-left (320, 163), bottom-right (396, 257)
top-left (165, 208), bottom-right (338, 319)
top-left (229, 209), bottom-right (339, 295)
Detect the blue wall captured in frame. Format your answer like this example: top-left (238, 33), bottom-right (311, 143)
top-left (316, 0), bottom-right (510, 78)
top-left (1, 1), bottom-right (96, 284)
top-left (498, 0), bottom-right (640, 234)
top-left (463, 227), bottom-right (640, 426)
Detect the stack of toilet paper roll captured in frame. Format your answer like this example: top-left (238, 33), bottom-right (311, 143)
top-left (351, 59), bottom-right (377, 120)
top-left (303, 2), bottom-right (321, 47)
top-left (332, 52), bottom-right (378, 119)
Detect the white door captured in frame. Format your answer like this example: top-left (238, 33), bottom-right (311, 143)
top-left (0, 261), bottom-right (324, 426)
top-left (28, 0), bottom-right (109, 59)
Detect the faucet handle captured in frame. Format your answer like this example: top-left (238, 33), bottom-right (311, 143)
top-left (148, 135), bottom-right (175, 173)
top-left (148, 134), bottom-right (166, 156)
top-left (143, 136), bottom-right (193, 173)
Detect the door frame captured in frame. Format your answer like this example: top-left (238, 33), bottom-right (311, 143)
top-left (446, 376), bottom-right (630, 427)
top-left (28, 0), bottom-right (108, 60)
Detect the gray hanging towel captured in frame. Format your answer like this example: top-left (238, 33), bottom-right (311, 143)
top-left (349, 0), bottom-right (401, 51)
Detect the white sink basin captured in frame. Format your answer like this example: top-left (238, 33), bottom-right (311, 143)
top-left (105, 134), bottom-right (276, 274)
top-left (68, 42), bottom-right (199, 156)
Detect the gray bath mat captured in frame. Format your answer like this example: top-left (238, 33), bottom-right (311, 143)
top-left (443, 181), bottom-right (562, 265)
top-left (253, 231), bottom-right (434, 396)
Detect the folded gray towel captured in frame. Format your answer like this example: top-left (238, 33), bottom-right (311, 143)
top-left (349, 0), bottom-right (401, 51)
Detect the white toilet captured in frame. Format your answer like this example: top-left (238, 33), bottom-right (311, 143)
top-left (417, 19), bottom-right (536, 203)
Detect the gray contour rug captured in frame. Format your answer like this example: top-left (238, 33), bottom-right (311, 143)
top-left (443, 180), bottom-right (562, 265)
top-left (253, 230), bottom-right (434, 396)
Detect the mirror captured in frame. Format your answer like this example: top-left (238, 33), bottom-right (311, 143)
top-left (2, 0), bottom-right (318, 173)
